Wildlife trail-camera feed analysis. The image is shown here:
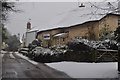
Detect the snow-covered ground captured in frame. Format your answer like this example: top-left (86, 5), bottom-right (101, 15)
top-left (15, 52), bottom-right (118, 78)
top-left (46, 62), bottom-right (118, 78)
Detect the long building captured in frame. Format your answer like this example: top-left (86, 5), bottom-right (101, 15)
top-left (37, 13), bottom-right (120, 47)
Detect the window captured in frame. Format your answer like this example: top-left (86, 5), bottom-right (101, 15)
top-left (43, 34), bottom-right (50, 40)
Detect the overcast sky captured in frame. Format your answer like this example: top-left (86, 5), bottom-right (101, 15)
top-left (5, 1), bottom-right (119, 39)
top-left (5, 2), bottom-right (78, 36)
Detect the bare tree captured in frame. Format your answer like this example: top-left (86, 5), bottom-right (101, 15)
top-left (0, 0), bottom-right (20, 49)
top-left (1, 1), bottom-right (20, 22)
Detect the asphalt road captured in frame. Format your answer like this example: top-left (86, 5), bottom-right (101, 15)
top-left (1, 52), bottom-right (73, 80)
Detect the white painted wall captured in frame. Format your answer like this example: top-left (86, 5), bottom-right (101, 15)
top-left (25, 30), bottom-right (37, 47)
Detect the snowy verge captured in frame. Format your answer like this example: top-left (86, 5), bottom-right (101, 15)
top-left (46, 61), bottom-right (118, 78)
top-left (0, 54), bottom-right (4, 58)
top-left (15, 52), bottom-right (38, 65)
top-left (10, 53), bottom-right (15, 59)
top-left (0, 50), bottom-right (7, 54)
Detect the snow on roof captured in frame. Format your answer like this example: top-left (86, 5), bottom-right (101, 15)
top-left (27, 29), bottom-right (38, 33)
top-left (38, 2), bottom-right (118, 32)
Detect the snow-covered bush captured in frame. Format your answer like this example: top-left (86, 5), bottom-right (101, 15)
top-left (26, 45), bottom-right (94, 62)
top-left (99, 40), bottom-right (118, 50)
top-left (20, 38), bottom-right (118, 63)
top-left (67, 38), bottom-right (118, 51)
top-left (50, 45), bottom-right (68, 55)
top-left (67, 38), bottom-right (94, 51)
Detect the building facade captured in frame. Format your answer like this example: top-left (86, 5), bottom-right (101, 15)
top-left (37, 14), bottom-right (120, 47)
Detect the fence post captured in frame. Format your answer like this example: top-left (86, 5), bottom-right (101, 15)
top-left (91, 49), bottom-right (96, 63)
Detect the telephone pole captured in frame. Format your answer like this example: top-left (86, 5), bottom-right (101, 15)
top-left (0, 1), bottom-right (2, 51)
top-left (118, 1), bottom-right (120, 73)
top-left (0, 1), bottom-right (2, 80)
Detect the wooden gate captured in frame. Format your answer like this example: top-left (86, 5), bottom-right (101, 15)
top-left (94, 49), bottom-right (118, 62)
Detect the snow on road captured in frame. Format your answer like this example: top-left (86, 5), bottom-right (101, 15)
top-left (10, 53), bottom-right (15, 59)
top-left (46, 61), bottom-right (118, 78)
top-left (15, 52), bottom-right (38, 65)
